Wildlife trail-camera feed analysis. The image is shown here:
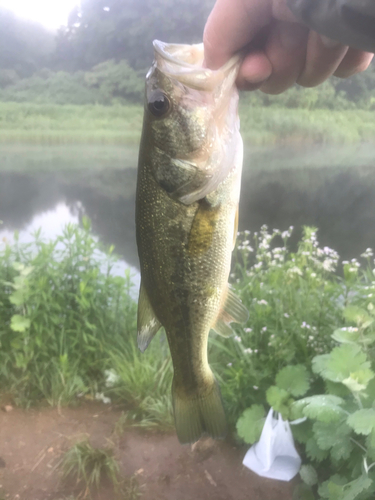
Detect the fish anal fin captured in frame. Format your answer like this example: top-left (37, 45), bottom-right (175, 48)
top-left (137, 282), bottom-right (162, 353)
top-left (212, 287), bottom-right (248, 337)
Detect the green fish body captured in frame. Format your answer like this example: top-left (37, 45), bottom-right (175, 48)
top-left (136, 41), bottom-right (248, 444)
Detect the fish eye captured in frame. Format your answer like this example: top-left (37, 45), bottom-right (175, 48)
top-left (148, 91), bottom-right (171, 117)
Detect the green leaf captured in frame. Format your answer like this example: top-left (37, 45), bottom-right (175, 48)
top-left (266, 386), bottom-right (291, 418)
top-left (342, 369), bottom-right (374, 392)
top-left (292, 395), bottom-right (345, 423)
top-left (275, 365), bottom-right (310, 397)
top-left (236, 405), bottom-right (265, 444)
top-left (347, 409), bottom-right (375, 435)
top-left (332, 328), bottom-right (360, 344)
top-left (342, 475), bottom-right (373, 500)
top-left (344, 306), bottom-right (373, 328)
top-left (9, 290), bottom-right (26, 306)
top-left (290, 419), bottom-right (312, 444)
top-left (312, 420), bottom-right (353, 460)
top-left (300, 464), bottom-right (318, 486)
top-left (312, 345), bottom-right (371, 384)
top-left (305, 437), bottom-right (329, 462)
top-left (318, 475), bottom-right (347, 500)
top-left (10, 314), bottom-right (31, 332)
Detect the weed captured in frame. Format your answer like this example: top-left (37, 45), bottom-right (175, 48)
top-left (121, 476), bottom-right (141, 500)
top-left (61, 440), bottom-right (120, 496)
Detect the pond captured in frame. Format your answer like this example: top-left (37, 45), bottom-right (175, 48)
top-left (1, 143), bottom-right (375, 282)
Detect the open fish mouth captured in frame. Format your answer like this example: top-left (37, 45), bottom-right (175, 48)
top-left (152, 39), bottom-right (241, 91)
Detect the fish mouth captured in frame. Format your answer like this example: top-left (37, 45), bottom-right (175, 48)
top-left (152, 40), bottom-right (241, 91)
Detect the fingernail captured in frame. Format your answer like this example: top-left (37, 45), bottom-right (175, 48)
top-left (320, 35), bottom-right (342, 49)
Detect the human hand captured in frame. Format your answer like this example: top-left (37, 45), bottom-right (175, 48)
top-left (203, 0), bottom-right (374, 93)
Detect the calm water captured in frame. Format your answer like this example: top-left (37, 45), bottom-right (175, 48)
top-left (1, 143), bottom-right (375, 279)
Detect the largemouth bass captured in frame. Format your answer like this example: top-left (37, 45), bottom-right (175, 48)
top-left (135, 40), bottom-right (248, 444)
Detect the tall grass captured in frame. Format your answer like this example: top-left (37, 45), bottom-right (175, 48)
top-left (1, 101), bottom-right (375, 145)
top-left (0, 102), bottom-right (143, 145)
top-left (0, 218), bottom-right (172, 414)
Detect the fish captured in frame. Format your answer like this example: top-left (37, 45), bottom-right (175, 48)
top-left (135, 40), bottom-right (248, 444)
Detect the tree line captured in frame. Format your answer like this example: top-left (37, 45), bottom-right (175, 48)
top-left (0, 1), bottom-right (374, 107)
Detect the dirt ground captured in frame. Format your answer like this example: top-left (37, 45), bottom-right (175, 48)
top-left (0, 402), bottom-right (296, 500)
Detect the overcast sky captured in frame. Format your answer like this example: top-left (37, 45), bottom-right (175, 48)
top-left (0, 0), bottom-right (79, 30)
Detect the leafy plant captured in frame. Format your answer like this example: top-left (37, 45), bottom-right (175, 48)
top-left (0, 218), bottom-right (137, 406)
top-left (215, 226), bottom-right (344, 424)
top-left (237, 303), bottom-right (375, 500)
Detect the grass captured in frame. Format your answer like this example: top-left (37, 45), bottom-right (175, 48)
top-left (60, 440), bottom-right (141, 499)
top-left (1, 101), bottom-right (375, 146)
top-left (61, 440), bottom-right (120, 495)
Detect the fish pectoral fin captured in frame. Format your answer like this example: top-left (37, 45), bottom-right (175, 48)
top-left (212, 287), bottom-right (249, 338)
top-left (137, 282), bottom-right (162, 353)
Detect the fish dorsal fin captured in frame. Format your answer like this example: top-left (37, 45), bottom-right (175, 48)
top-left (212, 287), bottom-right (249, 338)
top-left (137, 282), bottom-right (162, 352)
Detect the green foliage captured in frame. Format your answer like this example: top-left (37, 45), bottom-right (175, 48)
top-left (0, 102), bottom-right (143, 145)
top-left (215, 226), bottom-right (344, 423)
top-left (0, 101), bottom-right (375, 146)
top-left (232, 227), bottom-right (375, 499)
top-left (54, 0), bottom-right (214, 71)
top-left (275, 365), bottom-right (310, 397)
top-left (236, 404), bottom-right (265, 444)
top-left (0, 61), bottom-right (143, 105)
top-left (61, 440), bottom-right (120, 495)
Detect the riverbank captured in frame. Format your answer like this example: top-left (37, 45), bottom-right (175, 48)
top-left (1, 101), bottom-right (374, 146)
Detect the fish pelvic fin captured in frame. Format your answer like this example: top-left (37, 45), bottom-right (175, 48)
top-left (172, 376), bottom-right (227, 444)
top-left (212, 287), bottom-right (249, 338)
top-left (137, 281), bottom-right (162, 352)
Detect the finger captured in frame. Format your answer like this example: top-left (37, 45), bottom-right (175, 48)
top-left (203, 0), bottom-right (273, 69)
top-left (260, 21), bottom-right (309, 95)
top-left (334, 49), bottom-right (374, 78)
top-left (236, 51), bottom-right (273, 89)
top-left (297, 32), bottom-right (348, 87)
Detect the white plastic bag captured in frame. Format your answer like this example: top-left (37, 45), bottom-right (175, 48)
top-left (242, 409), bottom-right (301, 481)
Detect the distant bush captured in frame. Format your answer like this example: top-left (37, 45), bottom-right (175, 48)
top-left (0, 60), bottom-right (144, 105)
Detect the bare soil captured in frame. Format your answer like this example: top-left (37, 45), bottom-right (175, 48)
top-left (0, 402), bottom-right (296, 500)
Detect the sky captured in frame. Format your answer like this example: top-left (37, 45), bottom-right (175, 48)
top-left (0, 0), bottom-right (79, 30)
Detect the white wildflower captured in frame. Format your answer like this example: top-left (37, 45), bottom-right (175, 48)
top-left (244, 327), bottom-right (253, 333)
top-left (361, 248), bottom-right (374, 259)
top-left (288, 266), bottom-right (303, 276)
top-left (257, 299), bottom-right (268, 306)
top-left (234, 335), bottom-right (242, 343)
top-left (244, 348), bottom-right (253, 354)
top-left (95, 393), bottom-right (111, 405)
top-left (284, 313), bottom-right (290, 318)
top-left (104, 369), bottom-right (120, 387)
top-left (227, 362), bottom-right (232, 367)
top-left (261, 327), bottom-right (267, 332)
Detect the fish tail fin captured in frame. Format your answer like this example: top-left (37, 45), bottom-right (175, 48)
top-left (172, 376), bottom-right (227, 444)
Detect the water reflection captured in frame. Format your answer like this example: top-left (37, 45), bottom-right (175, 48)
top-left (1, 144), bottom-right (375, 274)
